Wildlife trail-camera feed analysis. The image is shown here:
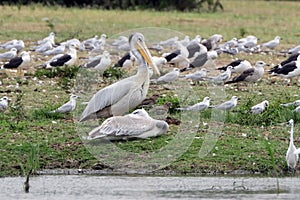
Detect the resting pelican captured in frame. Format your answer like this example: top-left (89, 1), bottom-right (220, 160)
top-left (86, 109), bottom-right (169, 140)
top-left (80, 32), bottom-right (160, 122)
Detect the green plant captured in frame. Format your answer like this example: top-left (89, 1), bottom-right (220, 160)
top-left (102, 67), bottom-right (126, 79)
top-left (156, 94), bottom-right (180, 114)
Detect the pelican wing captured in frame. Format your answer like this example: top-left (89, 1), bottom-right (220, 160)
top-left (80, 77), bottom-right (135, 121)
top-left (88, 115), bottom-right (154, 139)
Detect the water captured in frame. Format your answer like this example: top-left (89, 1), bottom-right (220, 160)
top-left (1, 175), bottom-right (300, 199)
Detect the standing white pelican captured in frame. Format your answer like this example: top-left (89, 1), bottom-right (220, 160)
top-left (86, 109), bottom-right (169, 140)
top-left (286, 119), bottom-right (299, 171)
top-left (80, 32), bottom-right (160, 122)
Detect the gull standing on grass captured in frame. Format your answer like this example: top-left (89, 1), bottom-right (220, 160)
top-left (86, 109), bottom-right (169, 140)
top-left (225, 61), bottom-right (268, 86)
top-left (164, 41), bottom-right (189, 68)
top-left (0, 96), bottom-right (11, 112)
top-left (1, 51), bottom-right (30, 69)
top-left (43, 43), bottom-right (66, 56)
top-left (45, 43), bottom-right (77, 68)
top-left (156, 68), bottom-right (180, 84)
top-left (176, 97), bottom-right (210, 111)
top-left (217, 59), bottom-right (252, 74)
top-left (204, 66), bottom-right (232, 84)
top-left (269, 53), bottom-right (300, 74)
top-left (0, 48), bottom-right (17, 61)
top-left (261, 36), bottom-right (281, 50)
top-left (0, 39), bottom-right (25, 51)
top-left (281, 99), bottom-right (300, 107)
top-left (269, 56), bottom-right (300, 84)
top-left (251, 100), bottom-right (269, 114)
top-left (211, 96), bottom-right (238, 111)
top-left (79, 32), bottom-right (160, 122)
top-left (37, 32), bottom-right (55, 45)
top-left (82, 51), bottom-right (111, 72)
top-left (181, 68), bottom-right (208, 81)
top-left (50, 94), bottom-right (79, 114)
top-left (286, 119), bottom-right (299, 171)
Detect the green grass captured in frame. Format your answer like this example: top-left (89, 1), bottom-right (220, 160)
top-left (1, 0), bottom-right (300, 177)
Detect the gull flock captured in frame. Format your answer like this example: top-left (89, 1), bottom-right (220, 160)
top-left (1, 31), bottom-right (300, 171)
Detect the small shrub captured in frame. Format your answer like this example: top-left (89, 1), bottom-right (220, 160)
top-left (102, 67), bottom-right (126, 79)
top-left (156, 94), bottom-right (180, 114)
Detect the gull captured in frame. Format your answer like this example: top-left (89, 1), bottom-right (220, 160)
top-left (0, 48), bottom-right (17, 61)
top-left (0, 39), bottom-right (17, 49)
top-left (201, 34), bottom-right (223, 51)
top-left (63, 38), bottom-right (84, 51)
top-left (113, 52), bottom-right (135, 68)
top-left (159, 36), bottom-right (179, 47)
top-left (237, 35), bottom-right (258, 53)
top-left (294, 106), bottom-right (300, 113)
top-left (186, 41), bottom-right (207, 58)
top-left (35, 40), bottom-right (53, 53)
top-left (205, 66), bottom-right (232, 84)
top-left (261, 36), bottom-right (281, 50)
top-left (43, 44), bottom-right (66, 56)
top-left (90, 34), bottom-right (107, 53)
top-left (1, 51), bottom-right (30, 69)
top-left (176, 97), bottom-right (210, 111)
top-left (37, 32), bottom-right (55, 45)
top-left (45, 43), bottom-right (77, 68)
top-left (179, 35), bottom-right (190, 46)
top-left (156, 68), bottom-right (180, 84)
top-left (217, 59), bottom-right (252, 74)
top-left (218, 45), bottom-right (239, 56)
top-left (83, 51), bottom-right (111, 72)
top-left (0, 96), bottom-right (11, 112)
top-left (181, 50), bottom-right (216, 72)
top-left (271, 59), bottom-right (300, 82)
top-left (82, 35), bottom-right (98, 50)
top-left (79, 32), bottom-right (160, 121)
top-left (152, 56), bottom-right (167, 69)
top-left (238, 35), bottom-right (258, 48)
top-left (281, 100), bottom-right (300, 107)
top-left (0, 39), bottom-right (25, 51)
top-left (225, 61), bottom-right (268, 85)
top-left (181, 68), bottom-right (208, 81)
top-left (269, 53), bottom-right (300, 74)
top-left (286, 119), bottom-right (299, 171)
top-left (86, 109), bottom-right (169, 140)
top-left (212, 96), bottom-right (238, 111)
top-left (50, 94), bottom-right (79, 114)
top-left (286, 45), bottom-right (300, 55)
top-left (111, 36), bottom-right (128, 46)
top-left (219, 37), bottom-right (238, 49)
top-left (164, 41), bottom-right (189, 67)
top-left (251, 100), bottom-right (269, 114)
top-left (189, 35), bottom-right (201, 44)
